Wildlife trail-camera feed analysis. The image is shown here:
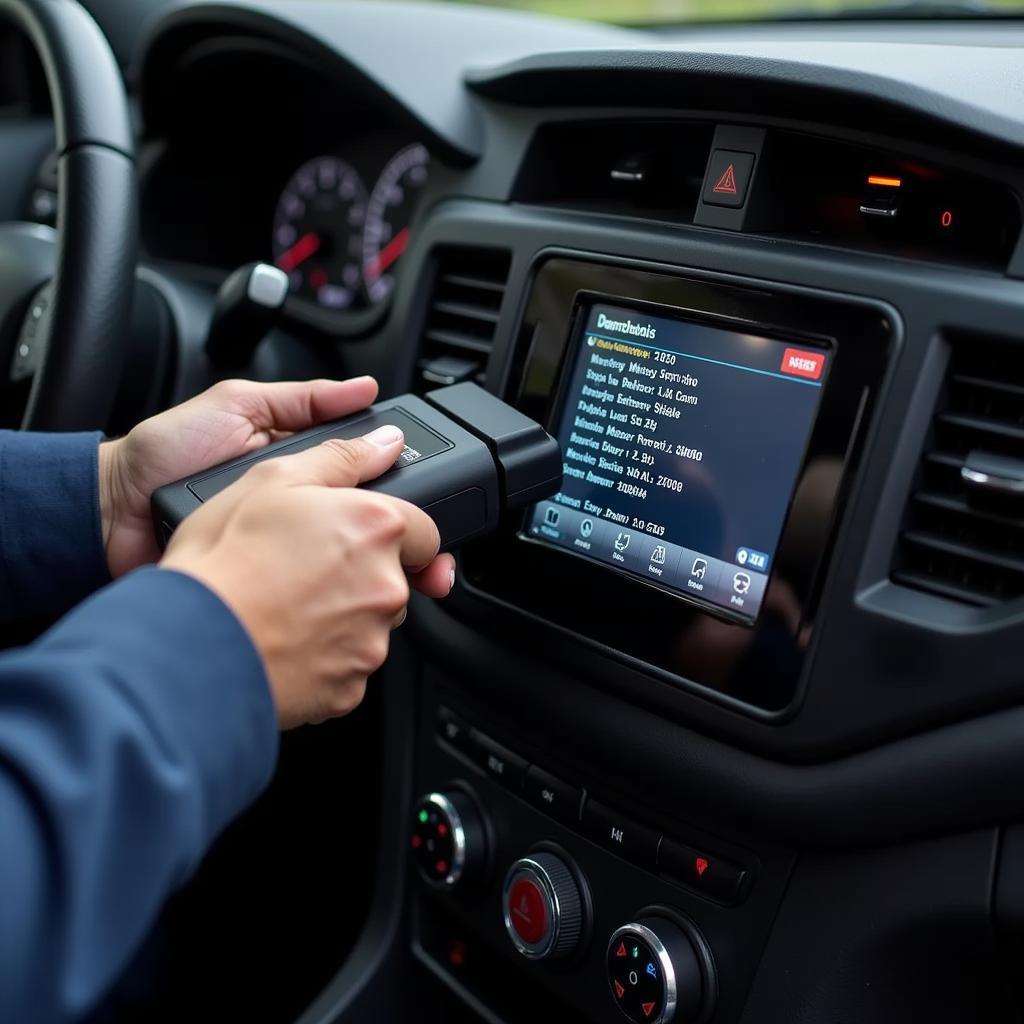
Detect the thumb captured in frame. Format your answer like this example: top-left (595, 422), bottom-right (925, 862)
top-left (284, 425), bottom-right (405, 487)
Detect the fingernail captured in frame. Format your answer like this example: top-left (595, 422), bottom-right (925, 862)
top-left (448, 568), bottom-right (456, 593)
top-left (366, 425), bottom-right (403, 447)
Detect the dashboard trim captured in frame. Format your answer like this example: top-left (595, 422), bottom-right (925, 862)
top-left (138, 1), bottom-right (637, 164)
top-left (416, 600), bottom-right (1024, 846)
top-left (467, 43), bottom-right (1024, 157)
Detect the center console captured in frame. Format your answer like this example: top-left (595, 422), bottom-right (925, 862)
top-left (407, 253), bottom-right (896, 1024)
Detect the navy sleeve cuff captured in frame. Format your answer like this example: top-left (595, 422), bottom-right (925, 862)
top-left (0, 430), bottom-right (110, 624)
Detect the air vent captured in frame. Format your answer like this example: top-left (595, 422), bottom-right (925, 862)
top-left (893, 339), bottom-right (1024, 607)
top-left (511, 120), bottom-right (712, 224)
top-left (417, 247), bottom-right (511, 392)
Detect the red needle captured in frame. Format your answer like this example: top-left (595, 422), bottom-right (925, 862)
top-left (276, 232), bottom-right (320, 273)
top-left (366, 226), bottom-right (410, 278)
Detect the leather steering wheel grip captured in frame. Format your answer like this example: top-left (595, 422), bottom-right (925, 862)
top-left (0, 0), bottom-right (136, 431)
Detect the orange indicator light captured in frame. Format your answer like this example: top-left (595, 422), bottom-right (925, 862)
top-left (867, 175), bottom-right (903, 188)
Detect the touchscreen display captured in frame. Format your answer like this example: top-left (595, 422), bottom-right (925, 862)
top-left (523, 301), bottom-right (831, 622)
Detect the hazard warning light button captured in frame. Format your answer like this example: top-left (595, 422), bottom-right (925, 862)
top-left (702, 149), bottom-right (756, 208)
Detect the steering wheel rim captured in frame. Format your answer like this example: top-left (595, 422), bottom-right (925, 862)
top-left (0, 0), bottom-right (136, 431)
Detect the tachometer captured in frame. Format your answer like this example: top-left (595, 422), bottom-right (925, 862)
top-left (362, 143), bottom-right (430, 304)
top-left (272, 155), bottom-right (367, 310)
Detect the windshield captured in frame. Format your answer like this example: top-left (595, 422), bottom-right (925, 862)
top-left (444, 0), bottom-right (1020, 23)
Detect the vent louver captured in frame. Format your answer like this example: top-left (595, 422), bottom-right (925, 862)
top-left (893, 339), bottom-right (1024, 607)
top-left (417, 247), bottom-right (511, 391)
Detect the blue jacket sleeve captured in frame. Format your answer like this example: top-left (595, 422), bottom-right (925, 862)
top-left (0, 567), bottom-right (278, 1024)
top-left (0, 430), bottom-right (111, 624)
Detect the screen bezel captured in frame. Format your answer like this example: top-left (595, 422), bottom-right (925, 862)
top-left (461, 254), bottom-right (893, 717)
top-left (521, 293), bottom-right (836, 626)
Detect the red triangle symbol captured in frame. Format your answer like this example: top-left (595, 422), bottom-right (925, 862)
top-left (614, 980), bottom-right (625, 999)
top-left (695, 856), bottom-right (709, 877)
top-left (642, 1002), bottom-right (656, 1018)
top-left (616, 941), bottom-right (628, 957)
top-left (712, 164), bottom-right (738, 195)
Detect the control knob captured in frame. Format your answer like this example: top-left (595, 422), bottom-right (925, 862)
top-left (411, 790), bottom-right (485, 888)
top-left (606, 916), bottom-right (713, 1024)
top-left (502, 851), bottom-right (585, 960)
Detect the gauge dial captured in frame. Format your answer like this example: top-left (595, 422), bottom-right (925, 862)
top-left (272, 155), bottom-right (367, 310)
top-left (362, 143), bottom-right (430, 305)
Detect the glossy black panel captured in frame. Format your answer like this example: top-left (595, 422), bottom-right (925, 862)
top-left (463, 256), bottom-right (892, 714)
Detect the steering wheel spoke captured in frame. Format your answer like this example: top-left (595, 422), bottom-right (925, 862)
top-left (9, 283), bottom-right (51, 384)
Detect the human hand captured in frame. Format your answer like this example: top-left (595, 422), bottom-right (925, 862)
top-left (98, 377), bottom-right (379, 578)
top-left (160, 427), bottom-right (455, 728)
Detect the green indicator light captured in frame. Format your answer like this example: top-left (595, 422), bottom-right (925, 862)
top-left (418, 809), bottom-right (429, 824)
top-left (632, 946), bottom-right (639, 959)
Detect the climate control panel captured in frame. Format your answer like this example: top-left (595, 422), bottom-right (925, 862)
top-left (411, 693), bottom-right (787, 1024)
top-left (412, 786), bottom-right (718, 1023)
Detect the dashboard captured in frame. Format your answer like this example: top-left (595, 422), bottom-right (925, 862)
top-left (13, 1), bottom-right (1024, 1022)
top-left (130, 5), bottom-right (1024, 1023)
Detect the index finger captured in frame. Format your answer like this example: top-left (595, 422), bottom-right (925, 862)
top-left (232, 376), bottom-right (380, 434)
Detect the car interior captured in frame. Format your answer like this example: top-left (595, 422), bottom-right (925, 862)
top-left (3, 0), bottom-right (1024, 1021)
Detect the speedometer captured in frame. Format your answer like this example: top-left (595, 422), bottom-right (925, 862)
top-left (272, 155), bottom-right (367, 310)
top-left (362, 144), bottom-right (430, 305)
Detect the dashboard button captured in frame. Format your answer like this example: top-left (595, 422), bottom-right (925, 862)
top-left (532, 501), bottom-right (572, 544)
top-left (507, 876), bottom-right (549, 946)
top-left (597, 523), bottom-right (645, 574)
top-left (583, 800), bottom-right (660, 868)
top-left (436, 705), bottom-right (471, 751)
top-left (469, 730), bottom-right (527, 789)
top-left (702, 149), bottom-right (755, 208)
top-left (411, 790), bottom-right (486, 889)
top-left (780, 346), bottom-right (826, 381)
top-left (658, 838), bottom-right (748, 904)
top-left (674, 546), bottom-right (723, 601)
top-left (567, 510), bottom-right (609, 558)
top-left (707, 561), bottom-right (767, 617)
top-left (502, 852), bottom-right (585, 960)
top-left (633, 536), bottom-right (682, 585)
top-left (606, 917), bottom-right (709, 1024)
top-left (524, 765), bottom-right (582, 823)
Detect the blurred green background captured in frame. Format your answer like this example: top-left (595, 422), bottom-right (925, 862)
top-left (447, 0), bottom-right (1022, 23)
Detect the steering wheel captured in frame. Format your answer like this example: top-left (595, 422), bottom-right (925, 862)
top-left (0, 0), bottom-right (135, 431)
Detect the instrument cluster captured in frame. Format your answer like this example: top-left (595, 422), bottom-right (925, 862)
top-left (271, 142), bottom-right (430, 314)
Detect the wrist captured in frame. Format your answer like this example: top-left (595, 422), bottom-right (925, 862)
top-left (97, 438), bottom-right (125, 569)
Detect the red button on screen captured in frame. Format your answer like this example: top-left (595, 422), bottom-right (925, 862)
top-left (780, 347), bottom-right (825, 380)
top-left (507, 877), bottom-right (548, 945)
